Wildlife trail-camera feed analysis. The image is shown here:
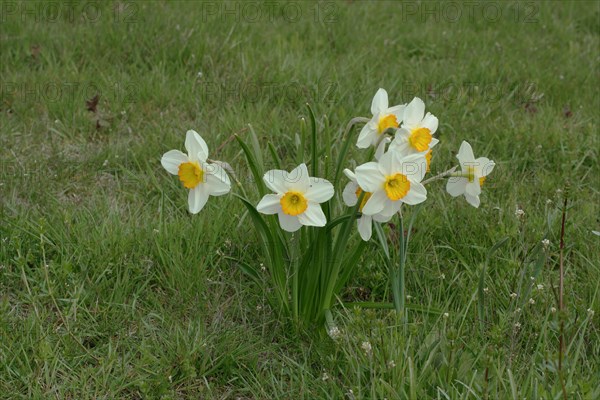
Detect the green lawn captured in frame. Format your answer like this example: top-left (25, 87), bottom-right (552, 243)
top-left (1, 1), bottom-right (599, 398)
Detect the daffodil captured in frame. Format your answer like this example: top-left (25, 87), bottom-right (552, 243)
top-left (355, 151), bottom-right (428, 219)
top-left (356, 88), bottom-right (406, 155)
top-left (342, 169), bottom-right (392, 241)
top-left (256, 163), bottom-right (334, 232)
top-left (446, 141), bottom-right (495, 208)
top-left (161, 130), bottom-right (231, 214)
top-left (389, 97), bottom-right (439, 162)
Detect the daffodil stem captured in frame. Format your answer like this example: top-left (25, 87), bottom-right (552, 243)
top-left (421, 166), bottom-right (458, 185)
top-left (290, 232), bottom-right (299, 325)
top-left (389, 209), bottom-right (406, 322)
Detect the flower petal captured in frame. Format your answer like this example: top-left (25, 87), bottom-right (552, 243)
top-left (403, 97), bottom-right (425, 127)
top-left (371, 88), bottom-right (389, 115)
top-left (287, 163), bottom-right (310, 192)
top-left (446, 178), bottom-right (467, 197)
top-left (357, 215), bottom-right (373, 241)
top-left (457, 141), bottom-right (475, 163)
top-left (465, 193), bottom-right (481, 208)
top-left (401, 180), bottom-right (427, 205)
top-left (361, 189), bottom-right (386, 215)
top-left (305, 178), bottom-right (334, 203)
top-left (357, 121), bottom-right (377, 148)
top-left (188, 185), bottom-right (209, 214)
top-left (389, 130), bottom-right (412, 156)
top-left (475, 157), bottom-right (495, 177)
top-left (161, 150), bottom-right (188, 175)
top-left (257, 194), bottom-right (282, 214)
top-left (421, 112), bottom-right (439, 134)
top-left (387, 104), bottom-right (406, 122)
top-left (263, 169), bottom-right (289, 194)
top-left (372, 212), bottom-right (393, 223)
top-left (374, 137), bottom-right (390, 161)
top-left (465, 180), bottom-right (481, 198)
top-left (298, 202), bottom-right (327, 227)
top-left (342, 181), bottom-right (359, 206)
top-left (343, 168), bottom-right (357, 183)
top-left (377, 150), bottom-right (395, 175)
top-left (356, 162), bottom-right (384, 192)
top-left (185, 130), bottom-right (209, 162)
top-left (204, 163), bottom-right (231, 196)
top-left (400, 152), bottom-right (428, 182)
top-left (380, 198), bottom-right (401, 218)
top-left (278, 212), bottom-right (302, 232)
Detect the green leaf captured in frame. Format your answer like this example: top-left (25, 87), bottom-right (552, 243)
top-left (247, 123), bottom-right (263, 168)
top-left (268, 141), bottom-right (282, 170)
top-left (333, 123), bottom-right (356, 186)
top-left (232, 193), bottom-right (289, 315)
top-left (326, 214), bottom-right (354, 233)
top-left (225, 256), bottom-right (260, 283)
top-left (306, 103), bottom-right (318, 176)
top-left (373, 222), bottom-right (390, 260)
top-left (235, 134), bottom-right (266, 197)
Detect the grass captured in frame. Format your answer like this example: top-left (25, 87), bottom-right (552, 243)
top-left (1, 0), bottom-right (599, 398)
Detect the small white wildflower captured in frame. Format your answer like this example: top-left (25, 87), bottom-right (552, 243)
top-left (588, 308), bottom-right (595, 317)
top-left (153, 228), bottom-right (159, 234)
top-left (328, 326), bottom-right (341, 340)
top-left (347, 389), bottom-right (355, 400)
top-left (541, 239), bottom-right (550, 249)
top-left (483, 287), bottom-right (489, 293)
top-left (530, 276), bottom-right (535, 281)
top-left (515, 308), bottom-right (522, 313)
top-left (440, 273), bottom-right (446, 280)
top-left (529, 298), bottom-right (536, 305)
top-left (514, 322), bottom-right (521, 329)
top-left (510, 292), bottom-right (518, 299)
top-left (551, 307), bottom-right (557, 313)
top-left (361, 341), bottom-right (372, 356)
top-left (443, 312), bottom-right (449, 319)
top-left (321, 372), bottom-right (329, 381)
top-left (537, 284), bottom-right (544, 290)
top-left (387, 360), bottom-right (396, 369)
top-left (515, 208), bottom-right (525, 218)
top-left (102, 159), bottom-right (109, 167)
top-left (260, 263), bottom-right (266, 272)
top-left (546, 199), bottom-right (553, 205)
top-left (168, 375), bottom-right (172, 383)
top-left (256, 305), bottom-right (262, 311)
top-left (406, 295), bottom-right (412, 300)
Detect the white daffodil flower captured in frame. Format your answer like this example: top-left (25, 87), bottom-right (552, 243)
top-left (256, 163), bottom-right (334, 232)
top-left (355, 151), bottom-right (428, 219)
top-left (389, 97), bottom-right (439, 167)
top-left (356, 88), bottom-right (406, 153)
top-left (342, 168), bottom-right (392, 241)
top-left (161, 130), bottom-right (231, 214)
top-left (446, 141), bottom-right (495, 208)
